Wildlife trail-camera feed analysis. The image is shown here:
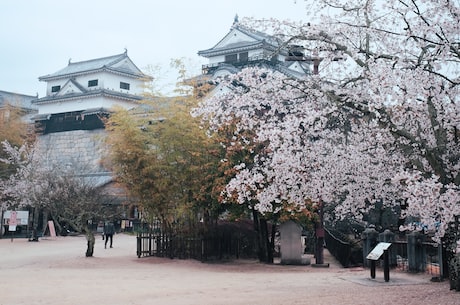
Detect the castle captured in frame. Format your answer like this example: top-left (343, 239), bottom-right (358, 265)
top-left (2, 17), bottom-right (312, 225)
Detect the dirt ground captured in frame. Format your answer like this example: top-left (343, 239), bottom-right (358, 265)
top-left (0, 233), bottom-right (458, 305)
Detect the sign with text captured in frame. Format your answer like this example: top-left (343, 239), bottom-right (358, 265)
top-left (366, 242), bottom-right (392, 261)
top-left (3, 210), bottom-right (29, 226)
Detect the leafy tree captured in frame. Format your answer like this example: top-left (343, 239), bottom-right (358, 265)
top-left (105, 62), bottom-right (223, 234)
top-left (193, 0), bottom-right (459, 270)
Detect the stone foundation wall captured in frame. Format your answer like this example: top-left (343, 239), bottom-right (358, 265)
top-left (36, 129), bottom-right (108, 174)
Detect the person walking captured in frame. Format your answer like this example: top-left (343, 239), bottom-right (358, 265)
top-left (103, 221), bottom-right (115, 249)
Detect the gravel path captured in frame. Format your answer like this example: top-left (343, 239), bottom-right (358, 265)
top-left (0, 233), bottom-right (458, 305)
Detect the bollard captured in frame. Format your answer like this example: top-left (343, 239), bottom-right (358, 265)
top-left (379, 229), bottom-right (396, 266)
top-left (407, 231), bottom-right (426, 272)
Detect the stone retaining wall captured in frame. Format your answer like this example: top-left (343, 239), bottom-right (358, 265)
top-left (36, 129), bottom-right (108, 174)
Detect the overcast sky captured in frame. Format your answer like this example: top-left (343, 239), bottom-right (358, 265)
top-left (1, 0), bottom-right (309, 96)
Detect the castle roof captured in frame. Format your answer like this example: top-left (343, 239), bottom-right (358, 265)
top-left (196, 17), bottom-right (311, 80)
top-left (198, 21), bottom-right (286, 58)
top-left (38, 51), bottom-right (151, 81)
top-left (32, 89), bottom-right (143, 105)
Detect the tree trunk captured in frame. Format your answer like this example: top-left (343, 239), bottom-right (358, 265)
top-left (268, 222), bottom-right (276, 264)
top-left (85, 229), bottom-right (95, 257)
top-left (252, 210), bottom-right (274, 264)
top-left (252, 210), bottom-right (264, 262)
top-left (449, 254), bottom-right (460, 291)
top-left (30, 206), bottom-right (40, 241)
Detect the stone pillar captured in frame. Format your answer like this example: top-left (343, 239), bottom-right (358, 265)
top-left (379, 229), bottom-right (396, 267)
top-left (362, 226), bottom-right (379, 267)
top-left (407, 231), bottom-right (426, 272)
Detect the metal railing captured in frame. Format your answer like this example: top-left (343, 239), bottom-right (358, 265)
top-left (324, 227), bottom-right (363, 267)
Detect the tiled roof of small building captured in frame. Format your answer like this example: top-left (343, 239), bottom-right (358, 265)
top-left (0, 90), bottom-right (38, 110)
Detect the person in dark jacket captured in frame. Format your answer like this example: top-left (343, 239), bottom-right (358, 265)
top-left (103, 221), bottom-right (115, 249)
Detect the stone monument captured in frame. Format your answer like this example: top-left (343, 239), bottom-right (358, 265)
top-left (279, 220), bottom-right (309, 265)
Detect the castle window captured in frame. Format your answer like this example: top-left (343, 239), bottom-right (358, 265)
top-left (120, 82), bottom-right (130, 90)
top-left (225, 54), bottom-right (237, 63)
top-left (239, 52), bottom-right (248, 62)
top-left (51, 85), bottom-right (61, 93)
top-left (88, 79), bottom-right (98, 87)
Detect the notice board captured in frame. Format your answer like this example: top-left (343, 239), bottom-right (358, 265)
top-left (366, 242), bottom-right (392, 261)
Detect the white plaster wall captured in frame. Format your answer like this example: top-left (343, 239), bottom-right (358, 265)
top-left (208, 55), bottom-right (226, 65)
top-left (101, 72), bottom-right (144, 95)
top-left (45, 72), bottom-right (144, 96)
top-left (45, 79), bottom-right (66, 96)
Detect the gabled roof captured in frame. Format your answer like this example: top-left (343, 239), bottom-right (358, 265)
top-left (38, 50), bottom-right (150, 81)
top-left (198, 21), bottom-right (286, 58)
top-left (55, 78), bottom-right (87, 97)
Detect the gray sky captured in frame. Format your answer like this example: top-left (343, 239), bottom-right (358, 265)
top-left (1, 0), bottom-right (308, 96)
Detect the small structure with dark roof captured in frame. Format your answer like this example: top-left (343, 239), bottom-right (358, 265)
top-left (0, 90), bottom-right (38, 125)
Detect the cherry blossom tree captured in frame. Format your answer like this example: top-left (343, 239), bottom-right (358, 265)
top-left (193, 0), bottom-right (459, 262)
top-left (0, 141), bottom-right (118, 256)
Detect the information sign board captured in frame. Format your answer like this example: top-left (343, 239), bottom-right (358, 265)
top-left (366, 242), bottom-right (392, 261)
top-left (3, 210), bottom-right (29, 225)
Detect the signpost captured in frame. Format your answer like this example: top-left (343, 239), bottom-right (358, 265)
top-left (3, 210), bottom-right (30, 241)
top-left (366, 242), bottom-right (392, 282)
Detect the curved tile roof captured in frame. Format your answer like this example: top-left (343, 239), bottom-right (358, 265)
top-left (39, 51), bottom-right (148, 81)
top-left (198, 22), bottom-right (284, 58)
top-left (32, 89), bottom-right (143, 105)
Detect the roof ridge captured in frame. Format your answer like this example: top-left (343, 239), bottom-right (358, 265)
top-left (68, 52), bottom-right (126, 67)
